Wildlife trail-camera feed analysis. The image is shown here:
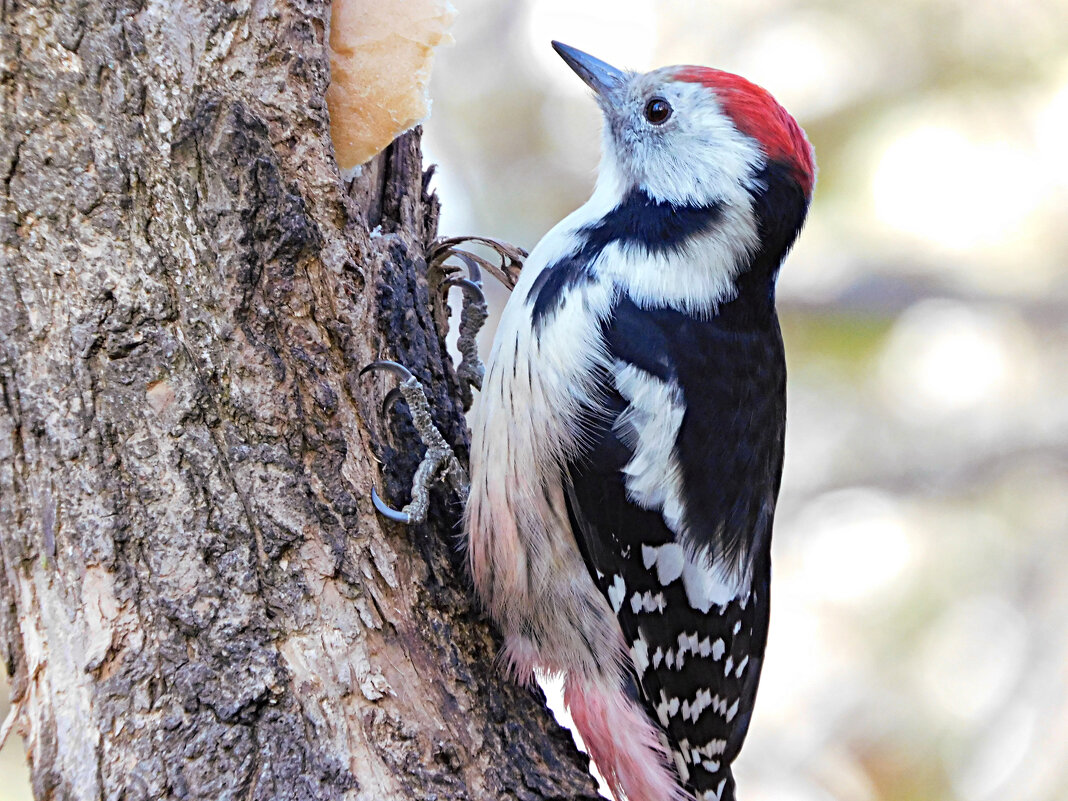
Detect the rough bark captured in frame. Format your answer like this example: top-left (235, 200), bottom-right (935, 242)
top-left (0, 1), bottom-right (602, 799)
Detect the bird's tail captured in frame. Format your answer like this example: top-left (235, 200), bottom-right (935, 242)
top-left (564, 674), bottom-right (692, 801)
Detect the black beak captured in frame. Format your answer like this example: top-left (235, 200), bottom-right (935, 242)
top-left (551, 41), bottom-right (627, 102)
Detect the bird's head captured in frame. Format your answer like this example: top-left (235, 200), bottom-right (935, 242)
top-left (552, 41), bottom-right (815, 215)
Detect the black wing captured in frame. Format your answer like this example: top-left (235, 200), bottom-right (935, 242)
top-left (564, 296), bottom-right (785, 800)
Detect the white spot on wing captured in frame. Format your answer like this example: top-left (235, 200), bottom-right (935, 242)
top-left (726, 698), bottom-right (740, 723)
top-left (699, 774), bottom-right (730, 799)
top-left (638, 590), bottom-right (666, 613)
top-left (642, 544), bottom-right (658, 569)
top-left (697, 739), bottom-right (727, 758)
top-left (707, 695), bottom-right (728, 717)
top-left (673, 688), bottom-right (733, 725)
top-left (690, 689), bottom-right (713, 722)
top-left (655, 542), bottom-right (685, 584)
top-left (697, 779), bottom-right (729, 801)
top-left (607, 574), bottom-right (626, 613)
top-left (639, 542), bottom-right (687, 587)
top-left (630, 635), bottom-right (650, 678)
top-left (678, 738), bottom-right (691, 762)
top-left (674, 631), bottom-right (704, 670)
top-left (681, 547), bottom-right (747, 612)
top-left (656, 691), bottom-right (681, 726)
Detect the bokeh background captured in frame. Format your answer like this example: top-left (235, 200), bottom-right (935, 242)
top-left (423, 1), bottom-right (1068, 800)
top-left (3, 0), bottom-right (1066, 798)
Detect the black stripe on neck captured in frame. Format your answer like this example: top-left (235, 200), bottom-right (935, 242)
top-left (581, 188), bottom-right (724, 257)
top-left (528, 189), bottom-right (723, 333)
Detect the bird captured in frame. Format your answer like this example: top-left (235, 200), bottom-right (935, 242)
top-left (463, 42), bottom-right (815, 801)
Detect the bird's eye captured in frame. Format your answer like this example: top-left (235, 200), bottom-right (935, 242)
top-left (644, 97), bottom-right (672, 125)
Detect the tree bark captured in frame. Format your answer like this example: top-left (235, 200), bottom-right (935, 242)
top-left (0, 1), bottom-right (602, 799)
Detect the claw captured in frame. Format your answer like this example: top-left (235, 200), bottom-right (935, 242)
top-left (438, 251), bottom-right (483, 291)
top-left (429, 236), bottom-right (525, 291)
top-left (440, 276), bottom-right (484, 298)
top-left (363, 360), bottom-right (415, 418)
top-left (360, 359), bottom-right (414, 382)
top-left (361, 359), bottom-right (470, 526)
top-left (437, 250), bottom-right (484, 304)
top-left (363, 360), bottom-right (417, 418)
top-left (371, 486), bottom-right (411, 524)
top-left (380, 386), bottom-right (405, 419)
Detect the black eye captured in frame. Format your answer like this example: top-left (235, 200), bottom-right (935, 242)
top-left (644, 97), bottom-right (672, 125)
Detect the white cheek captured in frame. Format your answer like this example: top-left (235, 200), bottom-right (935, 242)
top-left (616, 82), bottom-right (767, 210)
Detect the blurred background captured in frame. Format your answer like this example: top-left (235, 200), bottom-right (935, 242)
top-left (424, 1), bottom-right (1068, 800)
top-left (3, 0), bottom-right (1066, 798)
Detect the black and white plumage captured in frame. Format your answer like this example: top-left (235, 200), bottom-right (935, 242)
top-left (466, 43), bottom-right (814, 801)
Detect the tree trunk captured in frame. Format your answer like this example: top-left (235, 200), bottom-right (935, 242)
top-left (0, 1), bottom-right (601, 799)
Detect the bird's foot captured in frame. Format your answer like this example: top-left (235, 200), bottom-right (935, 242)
top-left (436, 254), bottom-right (488, 411)
top-left (430, 237), bottom-right (526, 410)
top-left (429, 236), bottom-right (526, 293)
top-left (361, 360), bottom-right (469, 524)
top-left (364, 237), bottom-right (524, 525)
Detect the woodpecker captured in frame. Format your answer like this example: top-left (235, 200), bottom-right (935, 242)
top-left (464, 43), bottom-right (815, 801)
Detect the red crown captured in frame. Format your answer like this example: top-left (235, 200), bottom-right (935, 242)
top-left (674, 67), bottom-right (816, 196)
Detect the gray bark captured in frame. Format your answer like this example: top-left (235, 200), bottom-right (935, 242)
top-left (0, 1), bottom-right (602, 799)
